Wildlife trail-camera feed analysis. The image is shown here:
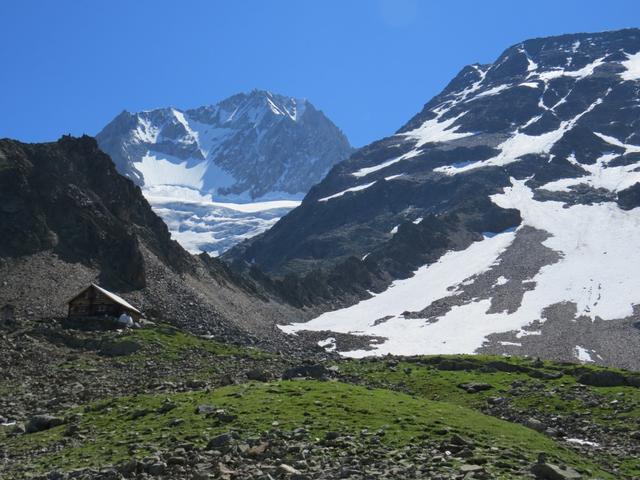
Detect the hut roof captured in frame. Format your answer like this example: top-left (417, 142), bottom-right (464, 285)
top-left (69, 283), bottom-right (141, 314)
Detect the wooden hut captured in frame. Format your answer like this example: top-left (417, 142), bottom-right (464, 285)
top-left (67, 284), bottom-right (141, 321)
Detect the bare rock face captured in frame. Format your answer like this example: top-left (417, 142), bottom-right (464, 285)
top-left (0, 136), bottom-right (191, 289)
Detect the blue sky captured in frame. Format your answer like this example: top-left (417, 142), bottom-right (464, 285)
top-left (1, 0), bottom-right (639, 147)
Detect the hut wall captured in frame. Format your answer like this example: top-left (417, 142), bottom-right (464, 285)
top-left (68, 288), bottom-right (135, 319)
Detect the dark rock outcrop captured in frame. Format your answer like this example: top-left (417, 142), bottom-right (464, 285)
top-left (0, 135), bottom-right (191, 289)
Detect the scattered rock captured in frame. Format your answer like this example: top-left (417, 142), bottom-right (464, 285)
top-left (525, 417), bottom-right (546, 432)
top-left (458, 382), bottom-right (493, 393)
top-left (196, 404), bottom-right (216, 415)
top-left (282, 363), bottom-right (330, 380)
top-left (146, 462), bottom-right (167, 476)
top-left (246, 368), bottom-right (271, 382)
top-left (531, 462), bottom-right (581, 479)
top-left (207, 432), bottom-right (234, 450)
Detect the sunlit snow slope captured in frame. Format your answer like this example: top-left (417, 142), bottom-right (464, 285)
top-left (96, 90), bottom-right (351, 254)
top-left (252, 29), bottom-right (640, 369)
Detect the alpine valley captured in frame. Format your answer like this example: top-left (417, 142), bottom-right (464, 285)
top-left (4, 26), bottom-right (640, 480)
top-left (96, 90), bottom-right (352, 255)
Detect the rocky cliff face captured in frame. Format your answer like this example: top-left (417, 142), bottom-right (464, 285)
top-left (0, 135), bottom-right (191, 289)
top-left (227, 29), bottom-right (640, 367)
top-left (0, 136), bottom-right (301, 350)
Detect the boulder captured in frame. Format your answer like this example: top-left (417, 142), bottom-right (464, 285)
top-left (11, 422), bottom-right (26, 435)
top-left (25, 414), bottom-right (64, 433)
top-left (207, 432), bottom-right (234, 450)
top-left (626, 375), bottom-right (640, 388)
top-left (458, 382), bottom-right (492, 393)
top-left (531, 462), bottom-right (581, 479)
top-left (246, 368), bottom-right (271, 382)
top-left (195, 404), bottom-right (217, 415)
top-left (116, 459), bottom-right (142, 476)
top-left (450, 433), bottom-right (474, 447)
top-left (166, 456), bottom-right (186, 466)
top-left (525, 418), bottom-right (546, 433)
top-left (528, 370), bottom-right (564, 380)
top-left (436, 359), bottom-right (478, 371)
top-left (282, 363), bottom-right (329, 380)
top-left (215, 409), bottom-right (237, 423)
top-left (146, 462), bottom-right (167, 476)
top-left (577, 371), bottom-right (626, 387)
top-left (157, 401), bottom-right (177, 414)
top-left (246, 441), bottom-right (270, 457)
top-left (486, 361), bottom-right (528, 373)
top-left (278, 463), bottom-right (301, 475)
top-left (324, 431), bottom-right (341, 441)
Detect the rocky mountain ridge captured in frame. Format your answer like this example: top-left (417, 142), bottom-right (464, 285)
top-left (227, 28), bottom-right (640, 368)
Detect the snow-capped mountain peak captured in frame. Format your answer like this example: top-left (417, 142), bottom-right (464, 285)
top-left (96, 90), bottom-right (352, 255)
top-left (97, 90), bottom-right (351, 200)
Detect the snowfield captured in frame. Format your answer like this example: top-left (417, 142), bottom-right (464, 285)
top-left (282, 176), bottom-right (640, 357)
top-left (145, 186), bottom-right (300, 255)
top-left (134, 153), bottom-right (210, 190)
top-left (280, 230), bottom-right (517, 356)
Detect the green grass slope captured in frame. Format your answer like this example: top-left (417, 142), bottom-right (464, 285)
top-left (1, 380), bottom-right (615, 479)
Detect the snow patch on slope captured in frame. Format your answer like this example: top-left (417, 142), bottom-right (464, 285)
top-left (280, 230), bottom-right (516, 356)
top-left (542, 153), bottom-right (640, 193)
top-left (401, 111), bottom-right (472, 148)
top-left (473, 84), bottom-right (511, 99)
top-left (351, 150), bottom-right (420, 178)
top-left (490, 178), bottom-right (640, 321)
top-left (282, 177), bottom-right (640, 357)
top-left (620, 51), bottom-right (640, 81)
top-left (436, 95), bottom-right (606, 175)
top-left (574, 346), bottom-right (594, 363)
top-left (134, 153), bottom-right (209, 190)
top-left (535, 57), bottom-right (605, 81)
top-left (318, 181), bottom-right (377, 202)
